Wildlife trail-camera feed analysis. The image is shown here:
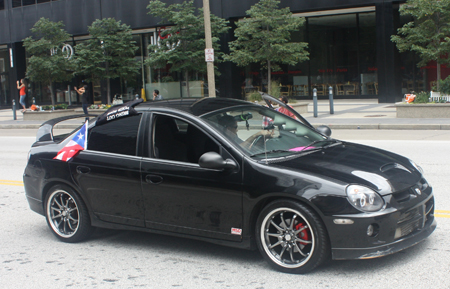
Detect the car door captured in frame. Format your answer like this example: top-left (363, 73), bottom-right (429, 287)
top-left (69, 114), bottom-right (145, 227)
top-left (141, 113), bottom-right (244, 241)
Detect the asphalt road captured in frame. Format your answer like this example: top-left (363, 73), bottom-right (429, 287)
top-left (1, 130), bottom-right (449, 288)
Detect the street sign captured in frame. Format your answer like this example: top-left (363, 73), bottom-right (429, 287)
top-left (205, 48), bottom-right (214, 62)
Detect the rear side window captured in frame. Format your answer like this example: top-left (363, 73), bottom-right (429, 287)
top-left (88, 115), bottom-right (142, 156)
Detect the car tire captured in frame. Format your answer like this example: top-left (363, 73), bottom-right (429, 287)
top-left (45, 184), bottom-right (93, 243)
top-left (256, 199), bottom-right (330, 274)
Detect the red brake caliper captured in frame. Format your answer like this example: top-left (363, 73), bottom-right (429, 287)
top-left (295, 222), bottom-right (311, 245)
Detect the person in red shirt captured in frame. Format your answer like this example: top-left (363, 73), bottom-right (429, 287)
top-left (17, 79), bottom-right (27, 113)
top-left (277, 96), bottom-right (296, 119)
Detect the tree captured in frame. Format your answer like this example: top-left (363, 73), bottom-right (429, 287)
top-left (75, 18), bottom-right (139, 104)
top-left (224, 0), bottom-right (309, 94)
top-left (146, 0), bottom-right (229, 97)
top-left (23, 18), bottom-right (75, 106)
top-left (391, 0), bottom-right (450, 91)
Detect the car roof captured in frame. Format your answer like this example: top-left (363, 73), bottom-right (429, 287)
top-left (136, 97), bottom-right (252, 116)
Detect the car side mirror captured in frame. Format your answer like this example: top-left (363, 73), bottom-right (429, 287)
top-left (199, 152), bottom-right (237, 170)
top-left (316, 125), bottom-right (332, 137)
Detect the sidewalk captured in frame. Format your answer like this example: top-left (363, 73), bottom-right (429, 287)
top-left (0, 99), bottom-right (449, 130)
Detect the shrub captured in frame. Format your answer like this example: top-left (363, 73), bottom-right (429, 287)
top-left (246, 91), bottom-right (262, 102)
top-left (414, 91), bottom-right (429, 103)
top-left (438, 76), bottom-right (450, 95)
top-left (270, 80), bottom-right (280, 98)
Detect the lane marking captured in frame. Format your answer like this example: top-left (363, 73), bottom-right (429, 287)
top-left (0, 180), bottom-right (24, 186)
top-left (435, 210), bottom-right (450, 218)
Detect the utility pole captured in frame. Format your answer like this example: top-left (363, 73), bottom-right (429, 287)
top-left (203, 0), bottom-right (216, 97)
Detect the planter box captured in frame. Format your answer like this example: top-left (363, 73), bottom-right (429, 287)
top-left (23, 109), bottom-right (107, 121)
top-left (292, 103), bottom-right (308, 114)
top-left (396, 102), bottom-right (450, 118)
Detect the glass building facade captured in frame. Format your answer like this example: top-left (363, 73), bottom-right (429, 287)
top-left (240, 11), bottom-right (379, 99)
top-left (0, 0), bottom-right (448, 108)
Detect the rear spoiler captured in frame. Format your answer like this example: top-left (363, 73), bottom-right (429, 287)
top-left (36, 114), bottom-right (97, 142)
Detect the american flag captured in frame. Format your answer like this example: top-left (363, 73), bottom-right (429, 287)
top-left (53, 120), bottom-right (88, 162)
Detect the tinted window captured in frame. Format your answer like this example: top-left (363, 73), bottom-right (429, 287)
top-left (88, 115), bottom-right (142, 156)
top-left (12, 0), bottom-right (22, 7)
top-left (23, 0), bottom-right (36, 6)
top-left (153, 115), bottom-right (219, 163)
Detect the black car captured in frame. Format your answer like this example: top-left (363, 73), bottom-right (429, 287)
top-left (23, 95), bottom-right (436, 273)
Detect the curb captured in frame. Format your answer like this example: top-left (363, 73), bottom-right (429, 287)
top-left (307, 124), bottom-right (450, 130)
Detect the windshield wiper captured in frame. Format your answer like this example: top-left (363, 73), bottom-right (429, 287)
top-left (299, 139), bottom-right (339, 152)
top-left (250, 149), bottom-right (291, 157)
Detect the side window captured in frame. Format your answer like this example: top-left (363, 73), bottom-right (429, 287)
top-left (153, 115), bottom-right (219, 163)
top-left (88, 115), bottom-right (142, 156)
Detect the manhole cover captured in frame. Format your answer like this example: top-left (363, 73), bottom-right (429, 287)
top-left (364, 115), bottom-right (386, 117)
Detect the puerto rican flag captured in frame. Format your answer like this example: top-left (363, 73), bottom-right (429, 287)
top-left (53, 120), bottom-right (88, 162)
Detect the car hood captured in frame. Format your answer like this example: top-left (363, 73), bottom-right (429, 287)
top-left (271, 142), bottom-right (421, 195)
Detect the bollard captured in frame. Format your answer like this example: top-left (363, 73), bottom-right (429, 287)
top-left (329, 86), bottom-right (334, 114)
top-left (12, 99), bottom-right (17, 120)
top-left (313, 88), bottom-right (318, 118)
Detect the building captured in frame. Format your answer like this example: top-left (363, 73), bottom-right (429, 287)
top-left (0, 0), bottom-right (443, 108)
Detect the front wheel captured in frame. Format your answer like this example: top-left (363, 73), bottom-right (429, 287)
top-left (256, 200), bottom-right (330, 274)
top-left (45, 184), bottom-right (93, 243)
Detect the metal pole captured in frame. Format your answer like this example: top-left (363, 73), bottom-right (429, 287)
top-left (12, 99), bottom-right (16, 120)
top-left (203, 0), bottom-right (216, 97)
top-left (313, 88), bottom-right (318, 118)
top-left (67, 85), bottom-right (72, 106)
top-left (329, 86), bottom-right (334, 114)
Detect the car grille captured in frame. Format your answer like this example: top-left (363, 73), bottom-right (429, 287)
top-left (395, 197), bottom-right (434, 240)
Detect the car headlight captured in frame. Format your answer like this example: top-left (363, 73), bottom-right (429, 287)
top-left (409, 159), bottom-right (424, 174)
top-left (346, 185), bottom-right (384, 212)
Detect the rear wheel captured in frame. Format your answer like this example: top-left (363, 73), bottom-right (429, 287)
top-left (45, 184), bottom-right (93, 242)
top-left (256, 200), bottom-right (329, 273)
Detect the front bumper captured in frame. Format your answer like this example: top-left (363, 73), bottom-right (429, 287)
top-left (332, 218), bottom-right (436, 259)
top-left (327, 189), bottom-right (436, 260)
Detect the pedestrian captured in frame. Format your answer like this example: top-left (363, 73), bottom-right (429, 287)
top-left (277, 96), bottom-right (297, 119)
top-left (17, 78), bottom-right (27, 113)
top-left (74, 85), bottom-right (89, 115)
top-left (153, 89), bottom-right (163, 101)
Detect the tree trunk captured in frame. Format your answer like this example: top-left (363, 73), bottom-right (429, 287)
top-left (267, 60), bottom-right (271, 95)
top-left (106, 60), bottom-right (111, 104)
top-left (107, 78), bottom-right (111, 105)
top-left (49, 81), bottom-right (55, 106)
top-left (185, 70), bottom-right (190, 98)
top-left (437, 62), bottom-right (441, 92)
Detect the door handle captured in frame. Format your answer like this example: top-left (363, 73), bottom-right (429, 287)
top-left (146, 174), bottom-right (163, 184)
top-left (76, 166), bottom-right (91, 174)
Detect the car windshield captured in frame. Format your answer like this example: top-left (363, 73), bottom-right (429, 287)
top-left (202, 105), bottom-right (330, 160)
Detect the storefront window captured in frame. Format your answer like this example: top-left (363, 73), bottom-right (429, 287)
top-left (239, 11), bottom-right (378, 98)
top-left (0, 48), bottom-right (10, 106)
top-left (359, 12), bottom-right (377, 95)
top-left (143, 31), bottom-right (207, 100)
top-left (0, 0), bottom-right (4, 10)
top-left (308, 14), bottom-right (358, 97)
